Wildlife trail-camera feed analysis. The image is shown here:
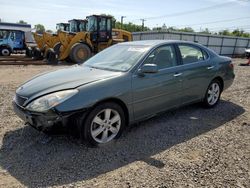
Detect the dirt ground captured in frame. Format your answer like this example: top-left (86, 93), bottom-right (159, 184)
top-left (0, 59), bottom-right (249, 188)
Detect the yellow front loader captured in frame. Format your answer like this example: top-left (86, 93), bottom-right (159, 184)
top-left (31, 23), bottom-right (69, 60)
top-left (46, 15), bottom-right (132, 64)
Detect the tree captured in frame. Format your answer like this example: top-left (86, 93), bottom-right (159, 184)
top-left (179, 27), bottom-right (194, 32)
top-left (219, 29), bottom-right (232, 36)
top-left (18, 20), bottom-right (27, 24)
top-left (115, 21), bottom-right (150, 32)
top-left (46, 29), bottom-right (53, 33)
top-left (200, 28), bottom-right (211, 34)
top-left (34, 24), bottom-right (45, 34)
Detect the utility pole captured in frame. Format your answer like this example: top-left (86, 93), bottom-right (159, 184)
top-left (141, 19), bottom-right (146, 31)
top-left (121, 16), bottom-right (126, 29)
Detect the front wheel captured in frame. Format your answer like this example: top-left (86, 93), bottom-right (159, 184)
top-left (82, 102), bottom-right (125, 146)
top-left (0, 47), bottom-right (11, 56)
top-left (70, 43), bottom-right (91, 64)
top-left (203, 80), bottom-right (222, 108)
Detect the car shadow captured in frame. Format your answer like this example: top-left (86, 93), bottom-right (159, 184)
top-left (0, 100), bottom-right (245, 187)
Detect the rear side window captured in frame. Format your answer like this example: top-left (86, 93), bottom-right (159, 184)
top-left (144, 45), bottom-right (177, 70)
top-left (178, 45), bottom-right (206, 64)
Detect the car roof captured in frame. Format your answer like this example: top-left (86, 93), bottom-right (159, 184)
top-left (118, 40), bottom-right (197, 46)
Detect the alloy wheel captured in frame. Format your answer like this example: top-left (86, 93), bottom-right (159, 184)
top-left (207, 82), bottom-right (220, 105)
top-left (90, 108), bottom-right (121, 144)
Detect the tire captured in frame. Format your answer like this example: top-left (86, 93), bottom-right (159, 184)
top-left (203, 79), bottom-right (222, 108)
top-left (53, 43), bottom-right (61, 56)
top-left (82, 102), bottom-right (125, 146)
top-left (46, 48), bottom-right (58, 64)
top-left (0, 47), bottom-right (11, 56)
top-left (33, 47), bottom-right (43, 60)
top-left (70, 43), bottom-right (91, 64)
top-left (25, 47), bottom-right (33, 57)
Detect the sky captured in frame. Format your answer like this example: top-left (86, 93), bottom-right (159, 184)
top-left (0, 0), bottom-right (250, 32)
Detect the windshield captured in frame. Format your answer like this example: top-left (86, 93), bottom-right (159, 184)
top-left (0, 30), bottom-right (10, 39)
top-left (84, 45), bottom-right (150, 72)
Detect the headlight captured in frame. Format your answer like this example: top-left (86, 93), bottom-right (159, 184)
top-left (26, 89), bottom-right (78, 112)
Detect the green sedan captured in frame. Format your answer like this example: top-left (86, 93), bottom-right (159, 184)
top-left (13, 40), bottom-right (235, 146)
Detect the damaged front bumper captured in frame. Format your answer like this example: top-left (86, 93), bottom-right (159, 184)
top-left (12, 101), bottom-right (85, 133)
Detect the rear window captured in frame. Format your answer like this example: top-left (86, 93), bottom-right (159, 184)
top-left (178, 45), bottom-right (207, 64)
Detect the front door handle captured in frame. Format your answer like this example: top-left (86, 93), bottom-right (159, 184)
top-left (207, 66), bottom-right (214, 70)
top-left (174, 73), bottom-right (182, 77)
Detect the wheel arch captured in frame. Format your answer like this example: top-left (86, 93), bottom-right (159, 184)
top-left (212, 76), bottom-right (224, 91)
top-left (0, 44), bottom-right (13, 52)
top-left (92, 97), bottom-right (129, 126)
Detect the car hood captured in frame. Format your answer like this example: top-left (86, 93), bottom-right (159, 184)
top-left (16, 65), bottom-right (122, 98)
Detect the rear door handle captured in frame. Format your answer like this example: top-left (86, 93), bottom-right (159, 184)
top-left (174, 73), bottom-right (182, 77)
top-left (207, 66), bottom-right (214, 70)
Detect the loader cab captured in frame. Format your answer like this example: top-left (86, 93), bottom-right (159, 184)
top-left (69, 19), bottom-right (87, 33)
top-left (87, 15), bottom-right (112, 43)
top-left (56, 23), bottom-right (70, 32)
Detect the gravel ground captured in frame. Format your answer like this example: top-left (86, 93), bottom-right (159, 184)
top-left (0, 59), bottom-right (249, 188)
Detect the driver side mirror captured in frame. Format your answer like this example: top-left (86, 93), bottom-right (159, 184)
top-left (138, 64), bottom-right (158, 76)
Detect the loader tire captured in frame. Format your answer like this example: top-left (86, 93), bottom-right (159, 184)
top-left (70, 43), bottom-right (91, 64)
top-left (53, 43), bottom-right (61, 56)
top-left (46, 48), bottom-right (58, 64)
top-left (25, 47), bottom-right (33, 57)
top-left (33, 47), bottom-right (43, 60)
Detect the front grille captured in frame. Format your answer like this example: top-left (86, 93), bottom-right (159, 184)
top-left (14, 94), bottom-right (28, 107)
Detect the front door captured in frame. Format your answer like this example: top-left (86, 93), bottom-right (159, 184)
top-left (132, 44), bottom-right (183, 121)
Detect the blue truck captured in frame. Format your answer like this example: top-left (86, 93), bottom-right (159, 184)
top-left (0, 22), bottom-right (36, 56)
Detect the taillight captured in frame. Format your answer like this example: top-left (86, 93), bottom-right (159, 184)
top-left (229, 62), bottom-right (234, 69)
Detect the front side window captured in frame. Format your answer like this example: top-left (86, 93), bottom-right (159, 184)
top-left (144, 45), bottom-right (177, 70)
top-left (178, 45), bottom-right (205, 64)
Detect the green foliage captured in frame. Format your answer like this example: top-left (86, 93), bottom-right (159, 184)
top-left (34, 24), bottom-right (45, 34)
top-left (218, 29), bottom-right (250, 37)
top-left (46, 30), bottom-right (53, 33)
top-left (179, 27), bottom-right (194, 32)
top-left (17, 20), bottom-right (27, 24)
top-left (115, 21), bottom-right (150, 32)
top-left (199, 28), bottom-right (211, 34)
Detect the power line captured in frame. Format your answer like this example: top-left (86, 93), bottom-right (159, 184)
top-left (174, 16), bottom-right (250, 28)
top-left (206, 25), bottom-right (250, 32)
top-left (130, 1), bottom-right (238, 22)
top-left (129, 0), bottom-right (250, 24)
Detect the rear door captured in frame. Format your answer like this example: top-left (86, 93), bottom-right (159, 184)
top-left (132, 44), bottom-right (183, 121)
top-left (177, 44), bottom-right (216, 104)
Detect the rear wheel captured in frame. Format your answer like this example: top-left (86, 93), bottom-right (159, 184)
top-left (82, 102), bottom-right (125, 146)
top-left (203, 79), bottom-right (222, 108)
top-left (70, 43), bottom-right (91, 64)
top-left (0, 47), bottom-right (11, 56)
